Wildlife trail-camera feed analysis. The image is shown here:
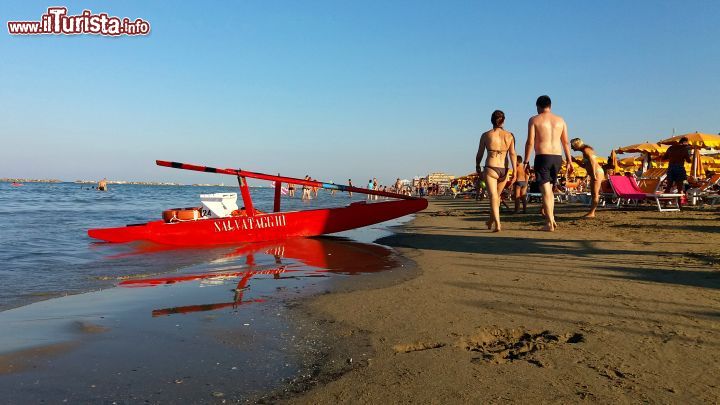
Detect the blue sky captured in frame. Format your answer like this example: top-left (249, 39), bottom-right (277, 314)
top-left (1, 1), bottom-right (718, 185)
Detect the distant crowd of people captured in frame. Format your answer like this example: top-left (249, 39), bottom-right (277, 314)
top-left (282, 175), bottom-right (447, 201)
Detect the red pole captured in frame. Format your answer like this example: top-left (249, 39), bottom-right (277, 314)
top-left (157, 160), bottom-right (419, 200)
top-left (237, 175), bottom-right (255, 216)
top-left (273, 174), bottom-right (282, 212)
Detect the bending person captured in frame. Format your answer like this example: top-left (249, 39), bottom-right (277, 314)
top-left (571, 138), bottom-right (604, 218)
top-left (476, 110), bottom-right (517, 232)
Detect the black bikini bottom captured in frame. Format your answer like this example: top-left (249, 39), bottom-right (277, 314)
top-left (485, 166), bottom-right (508, 180)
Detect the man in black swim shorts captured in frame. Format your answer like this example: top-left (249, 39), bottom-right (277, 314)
top-left (534, 154), bottom-right (563, 185)
top-left (523, 95), bottom-right (573, 231)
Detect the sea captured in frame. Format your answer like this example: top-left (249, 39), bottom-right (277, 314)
top-left (0, 182), bottom-right (410, 402)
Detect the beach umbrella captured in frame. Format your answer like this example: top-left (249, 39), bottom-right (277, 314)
top-left (691, 148), bottom-right (704, 178)
top-left (609, 150), bottom-right (620, 172)
top-left (658, 132), bottom-right (720, 149)
top-left (618, 156), bottom-right (642, 167)
top-left (617, 142), bottom-right (669, 155)
top-left (562, 160), bottom-right (587, 177)
top-left (572, 155), bottom-right (607, 167)
top-left (572, 165), bottom-right (587, 177)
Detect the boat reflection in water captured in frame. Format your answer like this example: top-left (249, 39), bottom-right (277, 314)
top-left (117, 237), bottom-right (401, 317)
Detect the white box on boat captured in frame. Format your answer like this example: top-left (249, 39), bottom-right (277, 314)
top-left (200, 193), bottom-right (239, 218)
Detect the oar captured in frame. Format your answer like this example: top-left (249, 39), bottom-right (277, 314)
top-left (156, 160), bottom-right (417, 200)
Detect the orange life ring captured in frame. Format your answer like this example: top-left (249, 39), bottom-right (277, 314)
top-left (163, 207), bottom-right (201, 222)
top-left (162, 209), bottom-right (178, 223)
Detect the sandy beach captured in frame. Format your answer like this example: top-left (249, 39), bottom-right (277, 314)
top-left (282, 199), bottom-right (720, 403)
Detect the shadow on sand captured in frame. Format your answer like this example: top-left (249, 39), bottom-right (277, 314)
top-left (377, 232), bottom-right (720, 291)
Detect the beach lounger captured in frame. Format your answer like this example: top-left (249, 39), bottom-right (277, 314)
top-left (608, 175), bottom-right (682, 212)
top-left (636, 168), bottom-right (667, 194)
top-left (599, 179), bottom-right (616, 207)
top-left (687, 174), bottom-right (720, 206)
top-left (525, 182), bottom-right (565, 203)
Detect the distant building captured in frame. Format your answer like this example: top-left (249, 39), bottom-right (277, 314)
top-left (426, 172), bottom-right (455, 187)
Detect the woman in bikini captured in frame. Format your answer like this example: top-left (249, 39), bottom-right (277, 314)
top-left (476, 110), bottom-right (517, 232)
top-left (570, 138), bottom-right (604, 218)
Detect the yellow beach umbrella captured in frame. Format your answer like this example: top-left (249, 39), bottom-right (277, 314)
top-left (691, 148), bottom-right (704, 178)
top-left (562, 160), bottom-right (587, 177)
top-left (609, 149), bottom-right (619, 172)
top-left (617, 142), bottom-right (669, 155)
top-left (618, 156), bottom-right (642, 167)
top-left (572, 155), bottom-right (607, 164)
top-left (658, 132), bottom-right (720, 149)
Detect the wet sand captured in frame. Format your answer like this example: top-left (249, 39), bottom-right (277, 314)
top-left (0, 236), bottom-right (412, 403)
top-left (283, 199), bottom-right (720, 403)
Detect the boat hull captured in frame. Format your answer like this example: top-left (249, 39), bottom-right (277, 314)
top-left (88, 199), bottom-right (427, 246)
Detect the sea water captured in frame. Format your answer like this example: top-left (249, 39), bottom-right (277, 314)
top-left (0, 182), bottom-right (408, 402)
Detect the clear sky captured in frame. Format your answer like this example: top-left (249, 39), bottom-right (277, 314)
top-left (1, 1), bottom-right (718, 185)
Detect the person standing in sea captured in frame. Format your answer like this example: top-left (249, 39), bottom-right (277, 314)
top-left (476, 110), bottom-right (517, 232)
top-left (523, 95), bottom-right (573, 231)
top-left (288, 182), bottom-right (295, 198)
top-left (302, 175), bottom-right (312, 200)
top-left (348, 179), bottom-right (353, 197)
top-left (311, 178), bottom-right (319, 198)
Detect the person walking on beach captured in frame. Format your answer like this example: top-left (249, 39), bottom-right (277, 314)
top-left (513, 155), bottom-right (528, 213)
top-left (662, 137), bottom-right (691, 194)
top-left (476, 110), bottom-right (517, 232)
top-left (523, 95), bottom-right (573, 231)
top-left (571, 138), bottom-right (604, 218)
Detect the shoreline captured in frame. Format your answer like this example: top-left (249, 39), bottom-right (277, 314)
top-left (0, 219), bottom-right (418, 403)
top-left (254, 239), bottom-right (422, 403)
top-left (279, 198), bottom-right (720, 403)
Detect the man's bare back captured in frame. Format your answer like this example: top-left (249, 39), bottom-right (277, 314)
top-left (523, 96), bottom-right (573, 173)
top-left (528, 112), bottom-right (567, 156)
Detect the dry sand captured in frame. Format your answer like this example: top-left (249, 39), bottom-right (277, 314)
top-left (283, 199), bottom-right (720, 403)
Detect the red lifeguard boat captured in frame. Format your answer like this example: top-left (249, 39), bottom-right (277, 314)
top-left (88, 160), bottom-right (427, 246)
